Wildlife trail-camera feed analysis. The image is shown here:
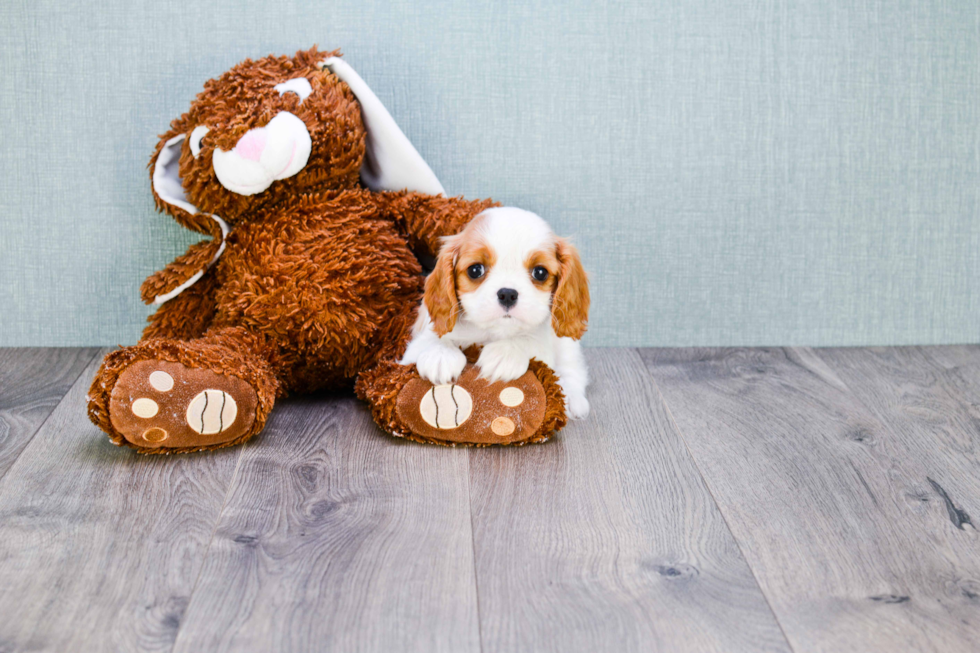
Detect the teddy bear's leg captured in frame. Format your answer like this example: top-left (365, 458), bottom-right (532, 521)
top-left (88, 326), bottom-right (280, 453)
top-left (356, 347), bottom-right (569, 447)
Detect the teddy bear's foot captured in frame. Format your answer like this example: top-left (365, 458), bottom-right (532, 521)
top-left (397, 365), bottom-right (548, 444)
top-left (107, 359), bottom-right (259, 451)
top-left (357, 350), bottom-right (568, 446)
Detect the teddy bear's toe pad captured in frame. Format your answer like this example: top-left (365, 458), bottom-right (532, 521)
top-left (396, 364), bottom-right (546, 445)
top-left (109, 360), bottom-right (257, 450)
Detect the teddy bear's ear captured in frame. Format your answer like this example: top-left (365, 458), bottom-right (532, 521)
top-left (146, 130), bottom-right (230, 305)
top-left (152, 133), bottom-right (202, 217)
top-left (322, 56), bottom-right (446, 196)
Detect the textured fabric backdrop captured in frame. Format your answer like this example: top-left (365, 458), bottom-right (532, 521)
top-left (1, 0), bottom-right (978, 347)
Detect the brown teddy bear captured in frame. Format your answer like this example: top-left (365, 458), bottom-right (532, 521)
top-left (87, 47), bottom-right (568, 453)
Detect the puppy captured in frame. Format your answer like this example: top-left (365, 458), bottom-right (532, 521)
top-left (400, 207), bottom-right (591, 419)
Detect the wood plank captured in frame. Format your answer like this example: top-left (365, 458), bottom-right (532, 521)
top-left (813, 346), bottom-right (980, 530)
top-left (0, 350), bottom-right (244, 653)
top-left (171, 395), bottom-right (480, 653)
top-left (469, 348), bottom-right (791, 653)
top-left (0, 347), bottom-right (99, 480)
top-left (640, 347), bottom-right (980, 653)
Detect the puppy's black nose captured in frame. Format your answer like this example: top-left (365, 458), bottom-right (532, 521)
top-left (497, 288), bottom-right (518, 309)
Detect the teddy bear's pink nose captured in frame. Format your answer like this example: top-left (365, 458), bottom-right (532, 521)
top-left (233, 129), bottom-right (267, 162)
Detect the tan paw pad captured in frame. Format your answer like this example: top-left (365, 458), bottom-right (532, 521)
top-left (131, 398), bottom-right (159, 418)
top-left (142, 427), bottom-right (168, 443)
top-left (499, 387), bottom-right (525, 407)
top-left (491, 417), bottom-right (516, 436)
top-left (419, 384), bottom-right (473, 429)
top-left (186, 389), bottom-right (238, 435)
top-left (149, 370), bottom-right (174, 392)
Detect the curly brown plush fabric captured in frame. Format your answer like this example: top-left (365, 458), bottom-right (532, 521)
top-left (88, 47), bottom-right (567, 453)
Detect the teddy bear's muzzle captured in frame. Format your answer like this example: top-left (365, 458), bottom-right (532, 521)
top-left (212, 112), bottom-right (312, 196)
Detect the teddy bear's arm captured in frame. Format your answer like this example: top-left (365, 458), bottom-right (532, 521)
top-left (139, 239), bottom-right (221, 305)
top-left (141, 267), bottom-right (218, 341)
top-left (378, 192), bottom-right (498, 259)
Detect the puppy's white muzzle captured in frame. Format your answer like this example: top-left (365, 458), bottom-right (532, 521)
top-left (212, 112), bottom-right (312, 196)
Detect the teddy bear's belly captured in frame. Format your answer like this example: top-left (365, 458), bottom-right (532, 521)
top-left (210, 220), bottom-right (424, 391)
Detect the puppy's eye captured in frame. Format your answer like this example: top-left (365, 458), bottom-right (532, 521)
top-left (467, 264), bottom-right (485, 280)
top-left (531, 266), bottom-right (549, 282)
top-left (189, 126), bottom-right (210, 158)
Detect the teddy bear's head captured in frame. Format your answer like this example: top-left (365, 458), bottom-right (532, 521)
top-left (150, 46), bottom-right (444, 237)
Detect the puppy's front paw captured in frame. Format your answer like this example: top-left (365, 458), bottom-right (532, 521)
top-left (416, 345), bottom-right (467, 385)
top-left (565, 392), bottom-right (590, 420)
top-left (477, 342), bottom-right (530, 384)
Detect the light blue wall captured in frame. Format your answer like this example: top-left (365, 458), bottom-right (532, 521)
top-left (1, 0), bottom-right (978, 347)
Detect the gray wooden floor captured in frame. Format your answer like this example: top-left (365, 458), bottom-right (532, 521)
top-left (0, 347), bottom-right (978, 653)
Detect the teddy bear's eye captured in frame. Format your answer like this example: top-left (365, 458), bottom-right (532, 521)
top-left (189, 126), bottom-right (209, 158)
top-left (274, 78), bottom-right (313, 104)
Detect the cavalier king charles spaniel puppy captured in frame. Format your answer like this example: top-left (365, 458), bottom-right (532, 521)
top-left (400, 207), bottom-right (591, 419)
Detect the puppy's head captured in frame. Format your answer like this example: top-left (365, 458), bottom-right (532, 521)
top-left (424, 207), bottom-right (589, 339)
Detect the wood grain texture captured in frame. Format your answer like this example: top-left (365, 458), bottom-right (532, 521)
top-left (6, 345), bottom-right (978, 652)
top-left (171, 395), bottom-right (480, 653)
top-left (0, 347), bottom-right (99, 479)
top-left (641, 347), bottom-right (980, 653)
top-left (813, 346), bottom-right (980, 531)
top-left (468, 348), bottom-right (791, 653)
top-left (0, 350), bottom-right (243, 653)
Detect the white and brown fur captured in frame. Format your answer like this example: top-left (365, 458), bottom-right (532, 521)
top-left (400, 207), bottom-right (591, 419)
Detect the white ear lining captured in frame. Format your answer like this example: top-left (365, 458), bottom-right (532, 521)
top-left (323, 57), bottom-right (446, 196)
top-left (152, 134), bottom-right (199, 215)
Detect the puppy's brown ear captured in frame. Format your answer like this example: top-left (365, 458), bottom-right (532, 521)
top-left (424, 235), bottom-right (462, 336)
top-left (552, 238), bottom-right (590, 339)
